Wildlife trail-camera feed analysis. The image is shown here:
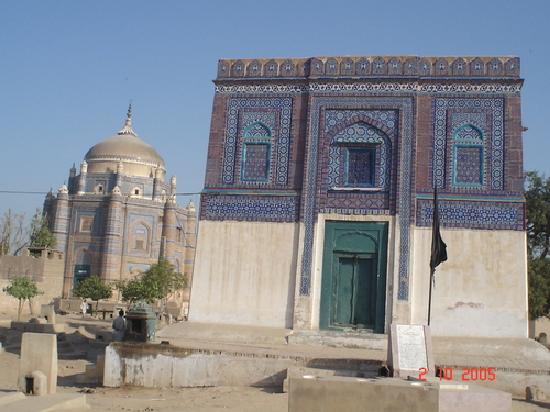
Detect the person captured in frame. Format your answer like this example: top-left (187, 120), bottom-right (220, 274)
top-left (80, 300), bottom-right (88, 319)
top-left (112, 309), bottom-right (126, 341)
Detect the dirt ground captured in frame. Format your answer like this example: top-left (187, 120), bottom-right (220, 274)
top-left (0, 311), bottom-right (547, 411)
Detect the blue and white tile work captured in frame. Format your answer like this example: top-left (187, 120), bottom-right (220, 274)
top-left (202, 56), bottom-right (525, 303)
top-left (298, 98), bottom-right (414, 299)
top-left (221, 97), bottom-right (293, 187)
top-left (416, 198), bottom-right (524, 231)
top-left (432, 98), bottom-right (504, 191)
top-left (201, 194), bottom-right (299, 222)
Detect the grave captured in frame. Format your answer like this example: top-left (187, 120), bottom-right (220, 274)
top-left (387, 323), bottom-right (435, 379)
top-left (18, 333), bottom-right (57, 395)
top-left (40, 304), bottom-right (56, 324)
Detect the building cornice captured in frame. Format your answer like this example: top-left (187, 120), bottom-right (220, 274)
top-left (214, 78), bottom-right (523, 95)
top-left (216, 55), bottom-right (521, 80)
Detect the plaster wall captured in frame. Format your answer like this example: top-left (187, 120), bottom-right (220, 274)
top-left (189, 220), bottom-right (299, 328)
top-left (410, 228), bottom-right (528, 338)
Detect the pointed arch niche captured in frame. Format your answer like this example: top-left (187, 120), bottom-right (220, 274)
top-left (328, 121), bottom-right (392, 190)
top-left (240, 121), bottom-right (272, 182)
top-left (451, 124), bottom-right (485, 188)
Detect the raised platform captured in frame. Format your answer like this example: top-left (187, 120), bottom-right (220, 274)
top-left (135, 322), bottom-right (550, 395)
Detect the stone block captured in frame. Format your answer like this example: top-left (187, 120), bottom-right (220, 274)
top-left (526, 385), bottom-right (546, 402)
top-left (40, 304), bottom-right (56, 324)
top-left (18, 333), bottom-right (57, 395)
top-left (288, 376), bottom-right (512, 412)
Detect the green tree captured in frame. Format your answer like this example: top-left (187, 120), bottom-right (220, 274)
top-left (525, 171), bottom-right (550, 319)
top-left (73, 275), bottom-right (112, 313)
top-left (29, 210), bottom-right (56, 249)
top-left (119, 258), bottom-right (187, 305)
top-left (3, 277), bottom-right (42, 320)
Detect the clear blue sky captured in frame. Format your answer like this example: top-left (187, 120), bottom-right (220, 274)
top-left (0, 0), bottom-right (549, 220)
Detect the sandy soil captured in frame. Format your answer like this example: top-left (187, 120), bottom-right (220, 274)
top-left (0, 313), bottom-right (547, 411)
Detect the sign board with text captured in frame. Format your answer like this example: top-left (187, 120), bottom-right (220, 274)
top-left (387, 324), bottom-right (435, 379)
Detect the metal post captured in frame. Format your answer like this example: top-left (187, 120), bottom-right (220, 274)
top-left (428, 270), bottom-right (434, 325)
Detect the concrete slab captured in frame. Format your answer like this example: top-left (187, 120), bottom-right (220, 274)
top-left (0, 393), bottom-right (89, 411)
top-left (288, 376), bottom-right (512, 412)
top-left (19, 333), bottom-right (57, 395)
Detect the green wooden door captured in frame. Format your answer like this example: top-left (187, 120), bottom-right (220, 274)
top-left (73, 264), bottom-right (90, 288)
top-left (320, 221), bottom-right (388, 333)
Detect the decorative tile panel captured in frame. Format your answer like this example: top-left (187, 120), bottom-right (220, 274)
top-left (300, 98), bottom-right (413, 301)
top-left (242, 143), bottom-right (270, 181)
top-left (433, 98), bottom-right (504, 191)
top-left (222, 98), bottom-right (292, 187)
top-left (453, 146), bottom-right (483, 186)
top-left (201, 194), bottom-right (299, 222)
top-left (416, 199), bottom-right (524, 231)
top-left (327, 119), bottom-right (392, 190)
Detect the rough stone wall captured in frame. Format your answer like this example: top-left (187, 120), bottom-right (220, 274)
top-left (0, 249), bottom-right (65, 313)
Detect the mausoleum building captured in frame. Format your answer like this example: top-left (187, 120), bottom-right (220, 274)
top-left (189, 55), bottom-right (527, 338)
top-left (44, 107), bottom-right (197, 304)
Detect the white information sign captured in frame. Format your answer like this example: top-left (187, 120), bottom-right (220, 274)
top-left (395, 324), bottom-right (428, 371)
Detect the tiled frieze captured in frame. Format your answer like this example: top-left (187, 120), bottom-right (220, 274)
top-left (416, 198), bottom-right (524, 231)
top-left (200, 193), bottom-right (299, 223)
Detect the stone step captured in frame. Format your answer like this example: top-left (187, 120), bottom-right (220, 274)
top-left (288, 330), bottom-right (387, 350)
top-left (158, 321), bottom-right (290, 346)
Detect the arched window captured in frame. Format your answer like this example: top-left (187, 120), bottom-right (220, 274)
top-left (241, 121), bottom-right (272, 182)
top-left (328, 122), bottom-right (391, 190)
top-left (451, 124), bottom-right (484, 188)
top-left (133, 223), bottom-right (149, 251)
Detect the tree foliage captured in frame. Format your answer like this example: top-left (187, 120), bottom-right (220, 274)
top-left (119, 258), bottom-right (186, 304)
top-left (29, 210), bottom-right (56, 249)
top-left (3, 276), bottom-right (42, 320)
top-left (525, 171), bottom-right (550, 319)
top-left (73, 275), bottom-right (112, 312)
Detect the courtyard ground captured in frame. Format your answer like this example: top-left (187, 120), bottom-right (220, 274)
top-left (0, 311), bottom-right (548, 411)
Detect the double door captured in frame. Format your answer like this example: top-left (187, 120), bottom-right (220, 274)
top-left (320, 221), bottom-right (388, 333)
top-left (332, 254), bottom-right (376, 330)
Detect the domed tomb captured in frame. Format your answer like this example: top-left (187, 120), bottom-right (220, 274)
top-left (84, 107), bottom-right (166, 178)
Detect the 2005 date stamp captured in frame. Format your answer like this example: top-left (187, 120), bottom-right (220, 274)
top-left (418, 367), bottom-right (497, 381)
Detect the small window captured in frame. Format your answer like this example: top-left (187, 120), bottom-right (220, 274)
top-left (133, 224), bottom-right (148, 251)
top-left (240, 121), bottom-right (272, 183)
top-left (79, 216), bottom-right (93, 233)
top-left (344, 147), bottom-right (376, 187)
top-left (242, 143), bottom-right (270, 181)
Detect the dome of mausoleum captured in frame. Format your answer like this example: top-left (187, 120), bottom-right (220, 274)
top-left (84, 105), bottom-right (166, 178)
